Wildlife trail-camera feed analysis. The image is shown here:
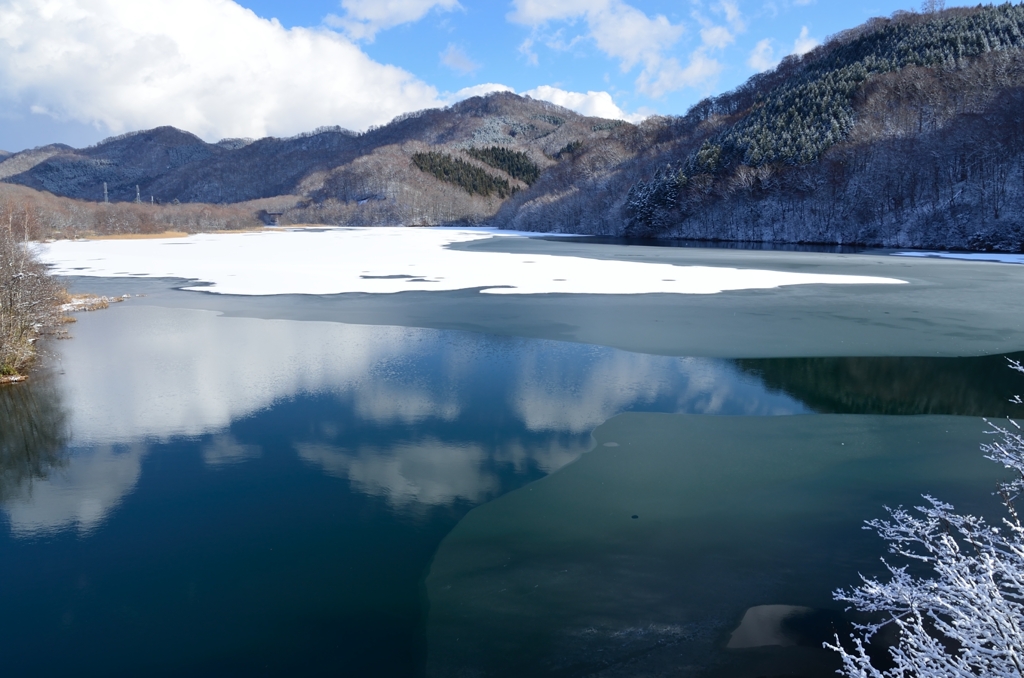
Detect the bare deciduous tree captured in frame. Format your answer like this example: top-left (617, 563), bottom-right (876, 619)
top-left (0, 227), bottom-right (65, 377)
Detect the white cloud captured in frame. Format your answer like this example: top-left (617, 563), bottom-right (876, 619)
top-left (586, 2), bottom-right (683, 72)
top-left (522, 85), bottom-right (645, 122)
top-left (440, 83), bottom-right (642, 121)
top-left (518, 37), bottom-right (539, 65)
top-left (507, 0), bottom-right (599, 24)
top-left (509, 0), bottom-right (716, 98)
top-left (326, 0), bottom-right (460, 42)
top-left (748, 38), bottom-right (779, 72)
top-left (439, 43), bottom-right (479, 75)
top-left (716, 0), bottom-right (745, 31)
top-left (637, 51), bottom-right (723, 98)
top-left (443, 83), bottom-right (515, 105)
top-left (0, 0), bottom-right (444, 141)
top-left (792, 26), bottom-right (819, 55)
top-left (700, 25), bottom-right (735, 50)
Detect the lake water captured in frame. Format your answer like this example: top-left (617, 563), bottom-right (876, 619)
top-left (3, 239), bottom-right (1024, 677)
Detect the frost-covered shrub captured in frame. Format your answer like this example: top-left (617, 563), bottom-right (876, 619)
top-left (829, 360), bottom-right (1024, 676)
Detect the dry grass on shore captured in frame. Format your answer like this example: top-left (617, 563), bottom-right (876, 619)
top-left (82, 231), bottom-right (189, 240)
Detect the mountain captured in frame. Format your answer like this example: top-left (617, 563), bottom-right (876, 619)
top-left (4, 4), bottom-right (1024, 249)
top-left (495, 3), bottom-right (1024, 251)
top-left (0, 93), bottom-right (626, 226)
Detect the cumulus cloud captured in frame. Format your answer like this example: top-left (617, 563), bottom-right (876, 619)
top-left (509, 0), bottom-right (735, 98)
top-left (748, 38), bottom-right (779, 72)
top-left (440, 82), bottom-right (642, 122)
top-left (636, 50), bottom-right (723, 99)
top-left (585, 2), bottom-right (683, 72)
top-left (792, 26), bottom-right (819, 55)
top-left (325, 0), bottom-right (461, 42)
top-left (0, 0), bottom-right (444, 141)
top-left (700, 25), bottom-right (735, 50)
top-left (522, 85), bottom-right (644, 121)
top-left (442, 82), bottom-right (515, 104)
top-left (746, 23), bottom-right (817, 74)
top-left (716, 0), bottom-right (745, 31)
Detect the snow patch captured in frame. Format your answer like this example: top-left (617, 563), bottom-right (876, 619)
top-left (38, 227), bottom-right (906, 296)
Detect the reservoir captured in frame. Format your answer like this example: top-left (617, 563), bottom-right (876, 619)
top-left (3, 230), bottom-right (1024, 677)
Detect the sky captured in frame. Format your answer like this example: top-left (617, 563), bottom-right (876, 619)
top-left (0, 0), bottom-right (977, 152)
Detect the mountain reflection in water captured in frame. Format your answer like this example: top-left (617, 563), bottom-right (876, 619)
top-left (736, 353), bottom-right (1024, 417)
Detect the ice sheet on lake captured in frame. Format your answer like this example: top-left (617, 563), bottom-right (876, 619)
top-left (894, 251), bottom-right (1024, 264)
top-left (38, 227), bottom-right (906, 295)
top-left (424, 413), bottom-right (1002, 677)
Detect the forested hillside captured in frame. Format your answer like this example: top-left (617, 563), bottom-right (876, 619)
top-left (498, 4), bottom-right (1024, 251)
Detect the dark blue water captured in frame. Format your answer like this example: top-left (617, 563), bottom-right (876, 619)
top-left (0, 303), bottom-right (1018, 677)
top-left (0, 304), bottom-right (805, 677)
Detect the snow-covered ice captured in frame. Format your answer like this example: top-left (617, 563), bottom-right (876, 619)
top-left (38, 227), bottom-right (906, 295)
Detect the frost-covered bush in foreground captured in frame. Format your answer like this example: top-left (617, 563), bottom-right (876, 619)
top-left (828, 360), bottom-right (1024, 677)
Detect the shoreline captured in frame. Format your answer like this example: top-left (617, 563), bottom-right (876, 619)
top-left (0, 293), bottom-right (127, 385)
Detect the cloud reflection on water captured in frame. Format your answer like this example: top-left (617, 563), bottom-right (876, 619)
top-left (2, 305), bottom-right (805, 535)
top-left (4, 444), bottom-right (145, 536)
top-left (202, 434), bottom-right (262, 468)
top-left (513, 351), bottom-right (803, 434)
top-left (55, 307), bottom-right (441, 444)
top-left (297, 440), bottom-right (499, 509)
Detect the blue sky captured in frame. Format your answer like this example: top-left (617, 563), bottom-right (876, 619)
top-left (0, 0), bottom-right (976, 152)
